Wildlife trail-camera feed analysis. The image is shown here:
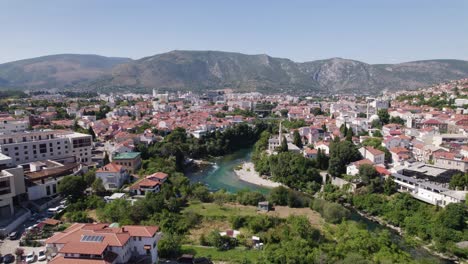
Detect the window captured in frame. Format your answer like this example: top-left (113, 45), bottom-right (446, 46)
top-left (39, 144), bottom-right (47, 154)
top-left (46, 186), bottom-right (51, 196)
top-left (14, 147), bottom-right (18, 150)
top-left (24, 146), bottom-right (27, 149)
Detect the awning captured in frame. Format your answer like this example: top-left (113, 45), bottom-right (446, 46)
top-left (144, 245), bottom-right (151, 250)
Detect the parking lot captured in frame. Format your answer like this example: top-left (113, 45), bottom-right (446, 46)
top-left (0, 238), bottom-right (46, 263)
top-left (1, 200), bottom-right (66, 263)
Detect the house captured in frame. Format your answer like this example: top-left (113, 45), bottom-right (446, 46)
top-left (96, 163), bottom-right (129, 190)
top-left (359, 146), bottom-right (385, 165)
top-left (303, 147), bottom-right (318, 159)
top-left (346, 159), bottom-right (373, 176)
top-left (315, 141), bottom-right (330, 155)
top-left (46, 223), bottom-right (161, 264)
top-left (129, 172), bottom-right (168, 196)
top-left (433, 151), bottom-right (468, 172)
top-left (390, 147), bottom-right (411, 163)
top-left (129, 177), bottom-right (161, 196)
top-left (112, 152), bottom-right (142, 174)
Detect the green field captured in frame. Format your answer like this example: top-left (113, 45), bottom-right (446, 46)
top-left (181, 245), bottom-right (261, 263)
top-left (182, 201), bottom-right (259, 219)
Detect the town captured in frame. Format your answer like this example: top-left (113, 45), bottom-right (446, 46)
top-left (0, 77), bottom-right (466, 263)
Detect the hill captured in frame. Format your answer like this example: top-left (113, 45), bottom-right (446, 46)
top-left (0, 54), bottom-right (131, 90)
top-left (0, 51), bottom-right (467, 94)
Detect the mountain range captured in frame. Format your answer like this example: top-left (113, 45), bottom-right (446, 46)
top-left (0, 50), bottom-right (467, 94)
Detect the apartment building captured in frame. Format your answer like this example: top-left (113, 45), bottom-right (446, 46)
top-left (392, 163), bottom-right (466, 207)
top-left (0, 165), bottom-right (26, 218)
top-left (0, 130), bottom-right (92, 165)
top-left (0, 117), bottom-right (30, 133)
top-left (46, 223), bottom-right (161, 264)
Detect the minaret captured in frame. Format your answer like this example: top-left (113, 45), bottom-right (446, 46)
top-left (279, 121), bottom-right (282, 144)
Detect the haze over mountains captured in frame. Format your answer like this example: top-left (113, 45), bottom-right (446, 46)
top-left (0, 50), bottom-right (467, 94)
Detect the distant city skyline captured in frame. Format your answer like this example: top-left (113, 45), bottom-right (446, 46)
top-left (0, 0), bottom-right (467, 64)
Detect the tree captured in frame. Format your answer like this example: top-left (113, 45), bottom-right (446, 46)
top-left (88, 126), bottom-right (96, 140)
top-left (449, 173), bottom-right (468, 190)
top-left (279, 136), bottom-right (288, 152)
top-left (328, 140), bottom-right (362, 177)
top-left (358, 164), bottom-right (378, 185)
top-left (377, 109), bottom-right (390, 125)
top-left (92, 178), bottom-right (106, 195)
top-left (192, 184), bottom-right (211, 202)
top-left (158, 233), bottom-right (182, 258)
top-left (269, 186), bottom-right (289, 205)
top-left (58, 175), bottom-right (87, 201)
top-left (345, 128), bottom-right (353, 142)
top-left (103, 152), bottom-right (110, 166)
top-left (383, 178), bottom-right (397, 195)
top-left (293, 130), bottom-right (303, 148)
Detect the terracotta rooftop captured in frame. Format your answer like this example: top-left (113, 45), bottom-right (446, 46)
top-left (96, 163), bottom-right (123, 173)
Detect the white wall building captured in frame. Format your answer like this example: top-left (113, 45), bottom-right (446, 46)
top-left (0, 130), bottom-right (92, 165)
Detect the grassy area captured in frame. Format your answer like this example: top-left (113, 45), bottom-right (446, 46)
top-left (181, 245), bottom-right (261, 263)
top-left (182, 201), bottom-right (259, 219)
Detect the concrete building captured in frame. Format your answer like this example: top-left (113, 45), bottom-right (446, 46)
top-left (0, 117), bottom-right (29, 133)
top-left (112, 152), bottom-right (142, 174)
top-left (96, 163), bottom-right (129, 190)
top-left (46, 223), bottom-right (161, 264)
top-left (359, 146), bottom-right (385, 165)
top-left (0, 130), bottom-right (92, 165)
top-left (25, 160), bottom-right (81, 201)
top-left (392, 163), bottom-right (466, 207)
top-left (0, 165), bottom-right (26, 218)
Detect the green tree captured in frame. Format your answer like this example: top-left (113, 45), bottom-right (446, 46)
top-left (58, 175), bottom-right (87, 201)
top-left (293, 130), bottom-right (303, 148)
top-left (377, 109), bottom-right (390, 125)
top-left (269, 186), bottom-right (289, 205)
top-left (279, 136), bottom-right (288, 152)
top-left (158, 233), bottom-right (182, 258)
top-left (92, 178), bottom-right (106, 195)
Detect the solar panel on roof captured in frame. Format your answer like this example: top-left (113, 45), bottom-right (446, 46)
top-left (80, 235), bottom-right (104, 242)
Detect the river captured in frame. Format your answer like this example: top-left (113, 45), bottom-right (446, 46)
top-left (187, 148), bottom-right (270, 195)
top-left (187, 148), bottom-right (453, 263)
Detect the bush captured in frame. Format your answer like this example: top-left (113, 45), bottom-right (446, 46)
top-left (310, 198), bottom-right (351, 224)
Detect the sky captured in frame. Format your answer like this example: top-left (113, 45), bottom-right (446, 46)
top-left (0, 0), bottom-right (467, 64)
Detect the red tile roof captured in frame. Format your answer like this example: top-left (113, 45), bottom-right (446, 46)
top-left (96, 163), bottom-right (123, 173)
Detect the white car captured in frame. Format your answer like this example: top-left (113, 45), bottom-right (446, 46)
top-left (25, 252), bottom-right (36, 263)
top-left (38, 250), bottom-right (46, 261)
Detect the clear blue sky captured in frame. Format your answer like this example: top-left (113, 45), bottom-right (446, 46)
top-left (1, 0), bottom-right (467, 64)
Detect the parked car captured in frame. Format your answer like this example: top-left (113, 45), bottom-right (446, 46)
top-left (3, 254), bottom-right (15, 263)
top-left (38, 250), bottom-right (46, 261)
top-left (25, 252), bottom-right (36, 263)
top-left (8, 231), bottom-right (18, 240)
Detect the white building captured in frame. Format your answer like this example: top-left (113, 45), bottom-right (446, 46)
top-left (392, 163), bottom-right (467, 207)
top-left (0, 117), bottom-right (29, 133)
top-left (0, 130), bottom-right (92, 165)
top-left (0, 165), bottom-right (26, 218)
top-left (25, 160), bottom-right (82, 201)
top-left (96, 163), bottom-right (129, 190)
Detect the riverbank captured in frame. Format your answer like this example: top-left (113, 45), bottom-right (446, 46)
top-left (347, 205), bottom-right (459, 263)
top-left (235, 162), bottom-right (282, 188)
